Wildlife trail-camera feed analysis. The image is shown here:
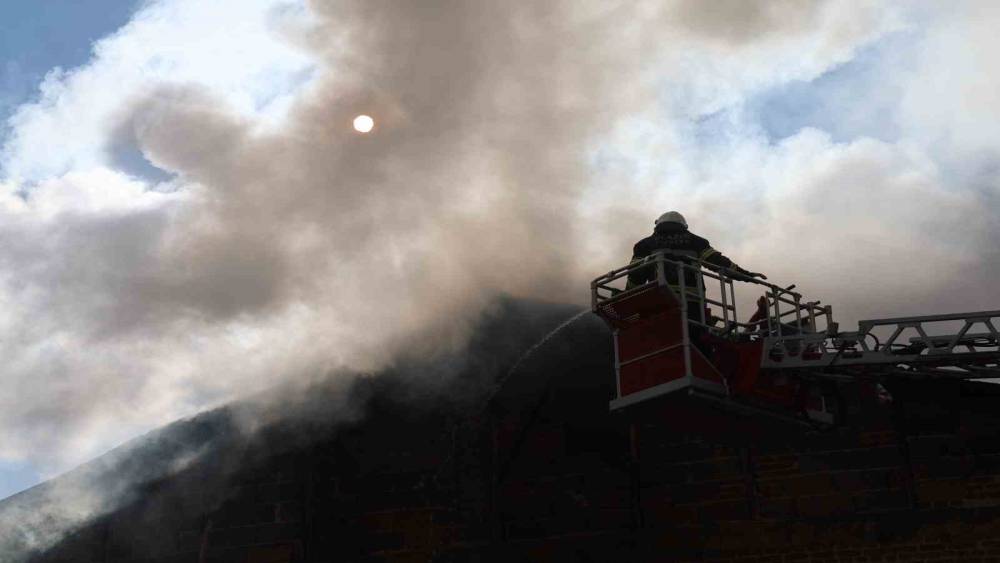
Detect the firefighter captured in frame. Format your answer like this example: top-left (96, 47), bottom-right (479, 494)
top-left (628, 211), bottom-right (765, 287)
top-left (627, 211), bottom-right (766, 354)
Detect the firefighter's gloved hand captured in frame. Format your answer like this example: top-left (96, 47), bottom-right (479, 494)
top-left (731, 268), bottom-right (766, 282)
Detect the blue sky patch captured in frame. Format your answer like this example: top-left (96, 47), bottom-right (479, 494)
top-left (747, 31), bottom-right (917, 145)
top-left (0, 0), bottom-right (141, 130)
top-left (0, 460), bottom-right (40, 501)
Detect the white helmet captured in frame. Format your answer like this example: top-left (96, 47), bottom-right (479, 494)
top-left (655, 211), bottom-right (687, 228)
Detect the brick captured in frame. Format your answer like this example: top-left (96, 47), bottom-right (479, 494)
top-left (208, 523), bottom-right (302, 548)
top-left (754, 454), bottom-right (798, 474)
top-left (276, 481), bottom-right (304, 501)
top-left (586, 486), bottom-right (631, 509)
top-left (855, 489), bottom-right (911, 512)
top-left (907, 435), bottom-right (966, 459)
top-left (698, 500), bottom-right (750, 521)
top-left (832, 469), bottom-right (896, 494)
top-left (641, 463), bottom-right (691, 486)
top-left (212, 502), bottom-right (276, 527)
top-left (913, 456), bottom-right (976, 480)
top-left (764, 473), bottom-right (833, 497)
top-left (365, 530), bottom-right (405, 551)
top-left (796, 493), bottom-right (854, 518)
top-left (859, 431), bottom-right (898, 447)
top-left (797, 453), bottom-right (831, 473)
top-left (757, 497), bottom-right (796, 519)
top-left (504, 518), bottom-right (555, 540)
top-left (651, 481), bottom-right (731, 504)
top-left (641, 442), bottom-right (718, 464)
top-left (276, 501), bottom-right (303, 523)
top-left (229, 482), bottom-right (280, 504)
top-left (641, 501), bottom-right (698, 523)
top-left (915, 479), bottom-right (966, 503)
top-left (689, 458), bottom-right (744, 481)
top-left (586, 508), bottom-right (632, 531)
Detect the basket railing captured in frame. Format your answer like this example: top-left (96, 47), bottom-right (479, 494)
top-left (591, 252), bottom-right (832, 339)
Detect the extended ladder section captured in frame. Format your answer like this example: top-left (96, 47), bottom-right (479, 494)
top-left (763, 310), bottom-right (1000, 378)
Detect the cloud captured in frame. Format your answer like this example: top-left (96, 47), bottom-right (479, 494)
top-left (899, 1), bottom-right (1000, 168)
top-left (0, 0), bottom-right (315, 183)
top-left (745, 130), bottom-right (990, 321)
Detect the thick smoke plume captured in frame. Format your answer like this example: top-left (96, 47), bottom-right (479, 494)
top-left (0, 0), bottom-right (896, 469)
top-left (1, 0), bottom-right (999, 552)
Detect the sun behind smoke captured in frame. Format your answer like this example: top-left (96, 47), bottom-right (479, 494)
top-left (353, 114), bottom-right (374, 133)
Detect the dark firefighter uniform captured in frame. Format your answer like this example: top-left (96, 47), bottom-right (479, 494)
top-left (627, 221), bottom-right (758, 354)
top-left (627, 221), bottom-right (755, 289)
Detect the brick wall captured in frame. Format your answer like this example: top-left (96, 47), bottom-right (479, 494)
top-left (25, 328), bottom-right (1000, 563)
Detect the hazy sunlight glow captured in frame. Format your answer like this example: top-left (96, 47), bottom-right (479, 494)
top-left (353, 114), bottom-right (374, 133)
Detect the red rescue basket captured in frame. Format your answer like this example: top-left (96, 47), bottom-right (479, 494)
top-left (591, 252), bottom-right (837, 425)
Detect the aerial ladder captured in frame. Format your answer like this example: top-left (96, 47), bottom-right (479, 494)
top-left (591, 252), bottom-right (1000, 427)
